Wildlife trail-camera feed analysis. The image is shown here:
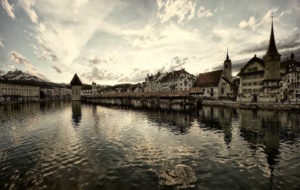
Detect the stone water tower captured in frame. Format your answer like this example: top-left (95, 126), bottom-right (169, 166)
top-left (70, 73), bottom-right (82, 101)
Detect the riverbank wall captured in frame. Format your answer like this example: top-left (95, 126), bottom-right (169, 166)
top-left (201, 100), bottom-right (300, 110)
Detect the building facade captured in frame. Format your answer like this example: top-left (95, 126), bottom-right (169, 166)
top-left (280, 53), bottom-right (300, 102)
top-left (193, 52), bottom-right (237, 99)
top-left (237, 55), bottom-right (265, 102)
top-left (158, 68), bottom-right (195, 91)
top-left (237, 18), bottom-right (296, 103)
top-left (145, 72), bottom-right (165, 92)
top-left (0, 80), bottom-right (40, 102)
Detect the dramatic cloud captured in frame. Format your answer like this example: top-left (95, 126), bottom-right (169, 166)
top-left (132, 24), bottom-right (162, 48)
top-left (197, 6), bottom-right (213, 18)
top-left (89, 51), bottom-right (118, 66)
top-left (118, 68), bottom-right (150, 83)
top-left (157, 0), bottom-right (196, 24)
top-left (81, 67), bottom-right (123, 83)
top-left (0, 38), bottom-right (4, 48)
top-left (1, 0), bottom-right (15, 19)
top-left (80, 51), bottom-right (121, 83)
top-left (9, 50), bottom-right (48, 80)
top-left (238, 8), bottom-right (281, 32)
top-left (154, 56), bottom-right (191, 74)
top-left (239, 32), bottom-right (300, 54)
top-left (19, 0), bottom-right (38, 23)
top-left (239, 16), bottom-right (256, 31)
top-left (9, 51), bottom-right (31, 65)
top-left (1, 0), bottom-right (300, 84)
top-left (52, 65), bottom-right (62, 74)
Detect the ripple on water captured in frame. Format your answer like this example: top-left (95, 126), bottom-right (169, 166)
top-left (1, 103), bottom-right (300, 189)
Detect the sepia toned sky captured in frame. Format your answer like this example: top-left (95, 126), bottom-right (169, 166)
top-left (0, 0), bottom-right (300, 85)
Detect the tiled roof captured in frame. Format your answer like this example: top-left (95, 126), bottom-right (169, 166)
top-left (238, 55), bottom-right (264, 76)
top-left (189, 87), bottom-right (204, 94)
top-left (194, 70), bottom-right (223, 87)
top-left (70, 74), bottom-right (82, 86)
top-left (160, 69), bottom-right (192, 82)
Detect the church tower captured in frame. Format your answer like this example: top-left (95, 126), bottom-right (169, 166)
top-left (223, 49), bottom-right (232, 82)
top-left (263, 16), bottom-right (281, 81)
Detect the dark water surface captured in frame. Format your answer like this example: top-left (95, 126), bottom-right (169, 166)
top-left (0, 101), bottom-right (300, 189)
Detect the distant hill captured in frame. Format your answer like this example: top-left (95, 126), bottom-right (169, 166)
top-left (0, 70), bottom-right (70, 88)
top-left (0, 70), bottom-right (49, 83)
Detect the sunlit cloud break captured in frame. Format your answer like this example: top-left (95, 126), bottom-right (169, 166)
top-left (0, 0), bottom-right (299, 85)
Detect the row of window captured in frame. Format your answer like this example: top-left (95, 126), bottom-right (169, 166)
top-left (247, 67), bottom-right (258, 72)
top-left (242, 82), bottom-right (259, 86)
top-left (242, 88), bottom-right (263, 93)
top-left (242, 74), bottom-right (263, 80)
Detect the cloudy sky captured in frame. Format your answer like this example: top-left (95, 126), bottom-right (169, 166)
top-left (0, 0), bottom-right (300, 84)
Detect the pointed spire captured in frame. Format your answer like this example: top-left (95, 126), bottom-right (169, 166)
top-left (265, 12), bottom-right (280, 57)
top-left (226, 48), bottom-right (229, 60)
top-left (225, 48), bottom-right (231, 61)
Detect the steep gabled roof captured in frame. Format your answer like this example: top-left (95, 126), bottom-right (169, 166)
top-left (159, 69), bottom-right (192, 82)
top-left (222, 77), bottom-right (238, 87)
top-left (70, 74), bottom-right (82, 86)
top-left (194, 70), bottom-right (223, 88)
top-left (238, 55), bottom-right (265, 76)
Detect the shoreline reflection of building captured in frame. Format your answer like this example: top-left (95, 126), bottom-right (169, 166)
top-left (72, 101), bottom-right (82, 126)
top-left (198, 106), bottom-right (235, 145)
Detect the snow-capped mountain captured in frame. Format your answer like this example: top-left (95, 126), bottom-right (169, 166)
top-left (0, 70), bottom-right (49, 83)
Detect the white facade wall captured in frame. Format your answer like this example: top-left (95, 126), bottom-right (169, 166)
top-left (239, 62), bottom-right (264, 96)
top-left (160, 75), bottom-right (195, 91)
top-left (0, 82), bottom-right (40, 100)
top-left (202, 87), bottom-right (219, 98)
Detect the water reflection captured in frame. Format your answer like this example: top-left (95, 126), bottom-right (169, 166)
top-left (0, 103), bottom-right (300, 189)
top-left (71, 101), bottom-right (81, 126)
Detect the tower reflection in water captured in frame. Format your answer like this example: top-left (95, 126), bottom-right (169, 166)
top-left (72, 101), bottom-right (82, 126)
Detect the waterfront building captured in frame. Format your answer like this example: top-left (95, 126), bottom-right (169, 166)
top-left (145, 72), bottom-right (165, 92)
top-left (132, 83), bottom-right (144, 92)
top-left (40, 85), bottom-right (54, 99)
top-left (40, 85), bottom-right (71, 100)
top-left (81, 84), bottom-right (92, 96)
top-left (238, 18), bottom-right (294, 103)
top-left (0, 80), bottom-right (40, 102)
top-left (193, 51), bottom-right (237, 99)
top-left (237, 55), bottom-right (265, 102)
top-left (159, 68), bottom-right (196, 91)
top-left (280, 53), bottom-right (300, 102)
top-left (70, 74), bottom-right (82, 101)
top-left (60, 86), bottom-right (72, 100)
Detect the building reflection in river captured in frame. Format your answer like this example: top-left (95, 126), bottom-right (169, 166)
top-left (71, 101), bottom-right (82, 126)
top-left (1, 103), bottom-right (300, 189)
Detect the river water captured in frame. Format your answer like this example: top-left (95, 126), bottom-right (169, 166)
top-left (0, 101), bottom-right (300, 190)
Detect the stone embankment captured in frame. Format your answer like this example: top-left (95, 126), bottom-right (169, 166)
top-left (202, 100), bottom-right (300, 110)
